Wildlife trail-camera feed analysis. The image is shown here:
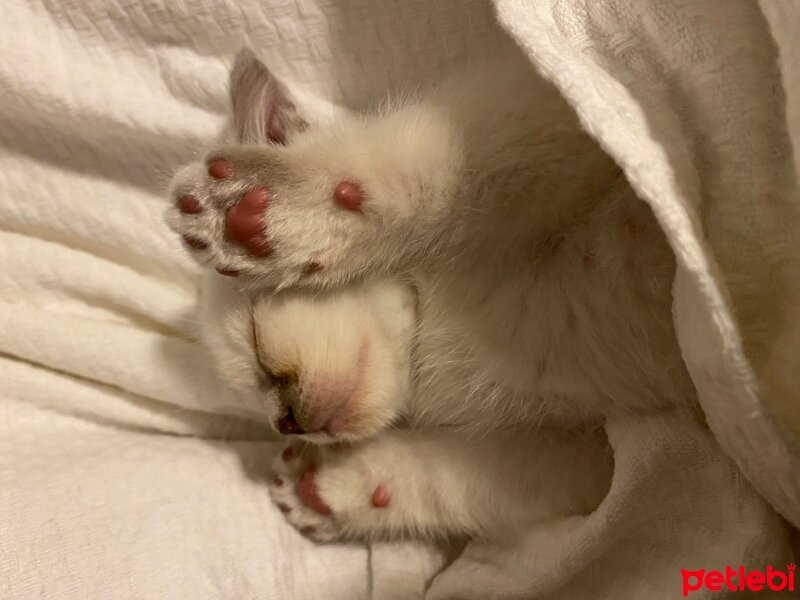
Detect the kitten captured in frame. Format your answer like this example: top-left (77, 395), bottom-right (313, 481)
top-left (168, 46), bottom-right (693, 584)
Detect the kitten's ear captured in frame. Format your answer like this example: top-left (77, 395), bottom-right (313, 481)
top-left (229, 48), bottom-right (306, 145)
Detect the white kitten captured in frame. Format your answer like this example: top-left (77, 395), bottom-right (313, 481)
top-left (168, 47), bottom-right (693, 585)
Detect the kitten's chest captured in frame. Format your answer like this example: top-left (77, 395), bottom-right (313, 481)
top-left (409, 203), bottom-right (692, 427)
top-left (411, 268), bottom-right (605, 426)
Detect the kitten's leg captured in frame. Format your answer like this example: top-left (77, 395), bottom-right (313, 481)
top-left (169, 127), bottom-right (461, 289)
top-left (169, 50), bottom-right (615, 289)
top-left (268, 427), bottom-right (611, 543)
top-left (168, 51), bottom-right (463, 289)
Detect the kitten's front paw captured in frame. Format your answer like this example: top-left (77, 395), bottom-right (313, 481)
top-left (167, 145), bottom-right (369, 288)
top-left (269, 442), bottom-right (393, 543)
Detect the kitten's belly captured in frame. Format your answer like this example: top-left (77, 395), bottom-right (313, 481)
top-left (410, 217), bottom-right (695, 429)
top-left (411, 284), bottom-right (606, 429)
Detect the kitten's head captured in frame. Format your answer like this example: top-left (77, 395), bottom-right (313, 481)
top-left (249, 283), bottom-right (414, 444)
top-left (201, 279), bottom-right (414, 444)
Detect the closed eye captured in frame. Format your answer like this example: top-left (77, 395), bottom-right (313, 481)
top-left (266, 370), bottom-right (298, 388)
top-left (251, 313), bottom-right (299, 389)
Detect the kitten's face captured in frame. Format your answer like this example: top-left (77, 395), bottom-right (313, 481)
top-left (199, 280), bottom-right (414, 443)
top-left (247, 284), bottom-right (414, 443)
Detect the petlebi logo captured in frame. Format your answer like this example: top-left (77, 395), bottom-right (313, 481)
top-left (681, 564), bottom-right (796, 596)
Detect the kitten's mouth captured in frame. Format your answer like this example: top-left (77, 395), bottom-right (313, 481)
top-left (276, 405), bottom-right (340, 438)
top-left (277, 406), bottom-right (306, 435)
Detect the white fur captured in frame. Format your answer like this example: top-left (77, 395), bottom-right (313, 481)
top-left (271, 428), bottom-right (611, 541)
top-left (167, 47), bottom-right (694, 588)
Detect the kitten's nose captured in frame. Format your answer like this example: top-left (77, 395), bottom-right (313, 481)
top-left (277, 406), bottom-right (306, 435)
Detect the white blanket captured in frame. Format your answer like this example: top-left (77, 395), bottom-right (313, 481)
top-left (1, 1), bottom-right (798, 599)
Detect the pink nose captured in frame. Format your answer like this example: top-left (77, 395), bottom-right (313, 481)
top-left (277, 407), bottom-right (306, 435)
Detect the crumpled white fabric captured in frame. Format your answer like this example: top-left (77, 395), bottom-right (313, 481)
top-left (496, 0), bottom-right (800, 530)
top-left (1, 1), bottom-right (798, 599)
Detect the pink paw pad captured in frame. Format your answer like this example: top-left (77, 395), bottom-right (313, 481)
top-left (333, 181), bottom-right (363, 212)
top-left (371, 485), bottom-right (391, 508)
top-left (297, 466), bottom-right (332, 516)
top-left (225, 187), bottom-right (273, 257)
top-left (179, 195), bottom-right (202, 214)
top-left (215, 266), bottom-right (239, 277)
top-left (182, 235), bottom-right (207, 250)
top-left (302, 261), bottom-right (324, 276)
top-left (208, 158), bottom-right (232, 179)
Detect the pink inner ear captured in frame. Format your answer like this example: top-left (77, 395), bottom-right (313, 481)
top-left (266, 98), bottom-right (287, 145)
top-left (230, 49), bottom-right (301, 145)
